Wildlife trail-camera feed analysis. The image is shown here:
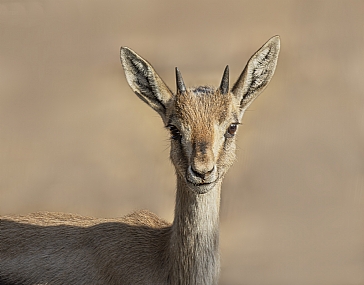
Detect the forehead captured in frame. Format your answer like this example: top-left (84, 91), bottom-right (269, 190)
top-left (169, 86), bottom-right (235, 126)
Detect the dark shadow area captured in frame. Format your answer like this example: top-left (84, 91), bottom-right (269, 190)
top-left (0, 219), bottom-right (171, 284)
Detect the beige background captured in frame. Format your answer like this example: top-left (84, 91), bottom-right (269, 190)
top-left (1, 1), bottom-right (363, 284)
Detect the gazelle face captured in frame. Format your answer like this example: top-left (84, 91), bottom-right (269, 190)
top-left (120, 36), bottom-right (280, 194)
top-left (166, 87), bottom-right (240, 194)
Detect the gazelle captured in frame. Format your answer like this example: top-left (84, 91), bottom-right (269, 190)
top-left (0, 36), bottom-right (280, 285)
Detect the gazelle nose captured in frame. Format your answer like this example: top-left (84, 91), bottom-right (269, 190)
top-left (189, 165), bottom-right (215, 180)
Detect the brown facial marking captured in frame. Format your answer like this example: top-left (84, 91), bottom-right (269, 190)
top-left (167, 86), bottom-right (238, 189)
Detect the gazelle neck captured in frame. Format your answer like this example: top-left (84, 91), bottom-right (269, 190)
top-left (168, 174), bottom-right (221, 284)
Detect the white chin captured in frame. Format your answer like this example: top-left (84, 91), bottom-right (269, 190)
top-left (186, 180), bottom-right (216, 194)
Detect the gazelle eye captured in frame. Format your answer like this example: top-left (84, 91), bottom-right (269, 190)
top-left (225, 123), bottom-right (239, 138)
top-left (167, 125), bottom-right (182, 140)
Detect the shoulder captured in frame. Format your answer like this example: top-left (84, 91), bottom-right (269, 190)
top-left (120, 210), bottom-right (170, 228)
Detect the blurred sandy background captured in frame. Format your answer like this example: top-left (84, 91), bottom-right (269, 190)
top-left (1, 1), bottom-right (363, 284)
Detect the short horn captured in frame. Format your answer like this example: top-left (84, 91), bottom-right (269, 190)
top-left (175, 67), bottom-right (187, 94)
top-left (219, 65), bottom-right (229, 94)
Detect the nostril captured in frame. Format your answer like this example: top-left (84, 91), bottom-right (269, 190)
top-left (205, 167), bottom-right (215, 176)
top-left (190, 167), bottom-right (205, 179)
top-left (190, 165), bottom-right (215, 179)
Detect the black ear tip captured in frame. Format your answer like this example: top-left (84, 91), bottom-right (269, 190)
top-left (120, 46), bottom-right (129, 54)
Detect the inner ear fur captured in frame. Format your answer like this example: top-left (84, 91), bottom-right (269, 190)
top-left (120, 47), bottom-right (173, 122)
top-left (231, 36), bottom-right (280, 111)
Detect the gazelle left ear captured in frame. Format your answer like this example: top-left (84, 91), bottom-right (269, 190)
top-left (232, 36), bottom-right (280, 112)
top-left (120, 47), bottom-right (173, 123)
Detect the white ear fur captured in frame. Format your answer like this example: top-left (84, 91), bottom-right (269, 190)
top-left (120, 47), bottom-right (173, 122)
top-left (232, 36), bottom-right (280, 112)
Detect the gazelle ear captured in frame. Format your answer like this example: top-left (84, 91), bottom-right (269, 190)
top-left (232, 36), bottom-right (280, 113)
top-left (120, 47), bottom-right (173, 122)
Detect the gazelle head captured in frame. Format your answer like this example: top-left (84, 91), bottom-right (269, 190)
top-left (120, 36), bottom-right (280, 195)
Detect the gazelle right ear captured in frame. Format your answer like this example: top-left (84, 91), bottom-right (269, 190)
top-left (120, 47), bottom-right (173, 122)
top-left (232, 36), bottom-right (280, 114)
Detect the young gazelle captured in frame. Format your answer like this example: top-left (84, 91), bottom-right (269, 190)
top-left (0, 36), bottom-right (280, 285)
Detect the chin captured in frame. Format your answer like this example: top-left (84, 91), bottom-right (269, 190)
top-left (186, 180), bottom-right (218, 195)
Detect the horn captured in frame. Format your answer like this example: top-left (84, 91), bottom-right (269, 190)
top-left (219, 65), bottom-right (229, 94)
top-left (175, 67), bottom-right (187, 94)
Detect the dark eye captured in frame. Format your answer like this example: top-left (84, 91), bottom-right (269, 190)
top-left (225, 123), bottom-right (239, 138)
top-left (167, 125), bottom-right (182, 140)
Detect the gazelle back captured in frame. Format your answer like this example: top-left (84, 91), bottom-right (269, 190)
top-left (0, 36), bottom-right (280, 285)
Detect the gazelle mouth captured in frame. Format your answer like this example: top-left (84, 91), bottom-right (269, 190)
top-left (189, 180), bottom-right (215, 187)
top-left (186, 165), bottom-right (218, 188)
top-left (186, 178), bottom-right (218, 194)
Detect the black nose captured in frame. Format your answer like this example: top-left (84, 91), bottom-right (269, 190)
top-left (190, 166), bottom-right (214, 180)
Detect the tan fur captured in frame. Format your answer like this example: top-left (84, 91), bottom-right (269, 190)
top-left (0, 36), bottom-right (280, 285)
